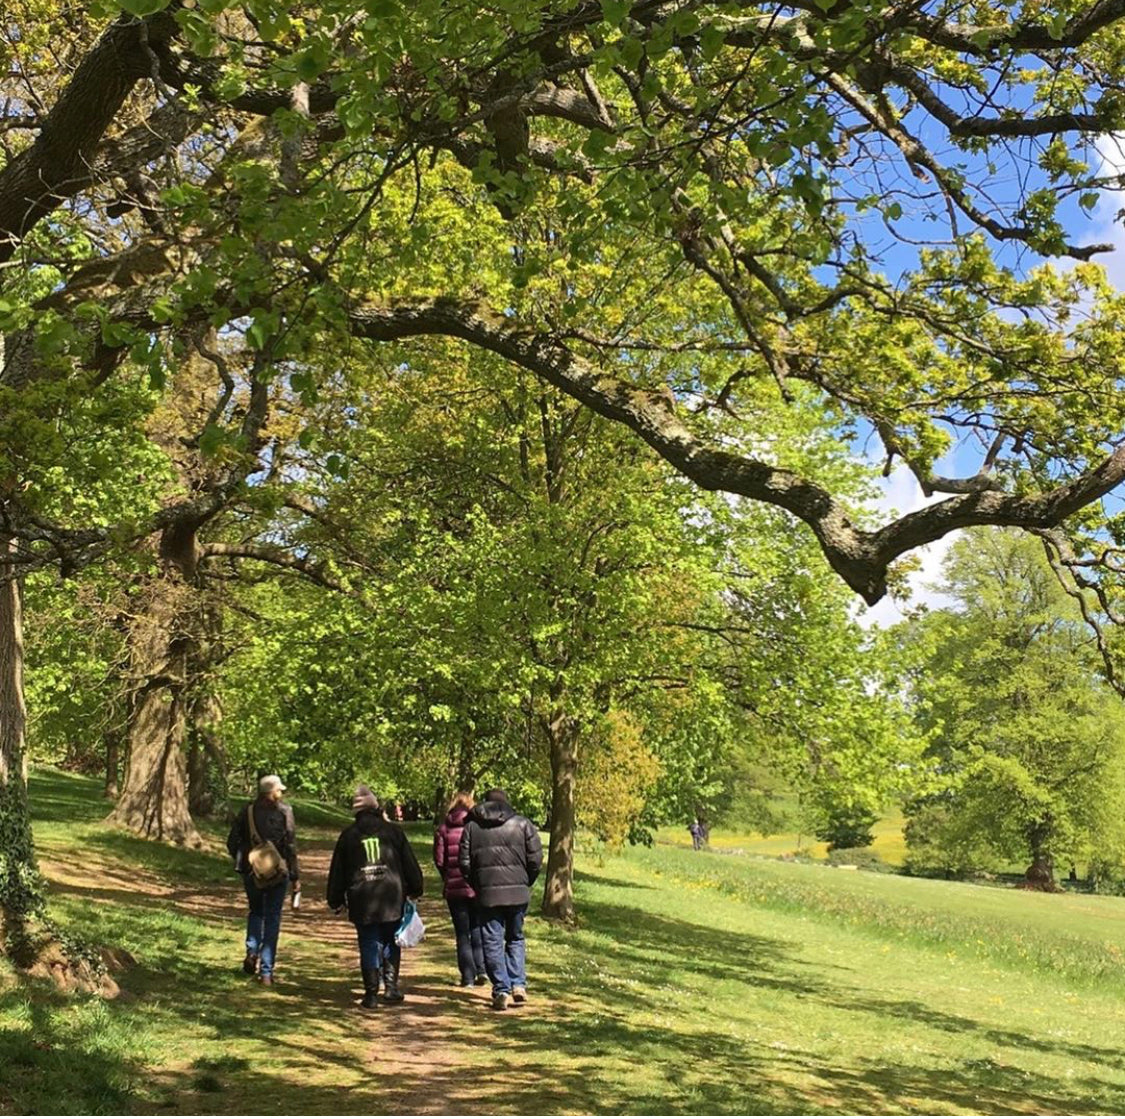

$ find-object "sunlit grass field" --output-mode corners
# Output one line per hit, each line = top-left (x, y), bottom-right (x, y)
(657, 807), (909, 864)
(5, 769), (1125, 1115)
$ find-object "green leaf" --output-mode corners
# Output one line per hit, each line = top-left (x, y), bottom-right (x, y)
(117, 0), (171, 15)
(600, 0), (629, 27)
(199, 424), (225, 457)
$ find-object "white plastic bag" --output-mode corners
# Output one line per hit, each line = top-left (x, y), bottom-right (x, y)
(395, 900), (425, 948)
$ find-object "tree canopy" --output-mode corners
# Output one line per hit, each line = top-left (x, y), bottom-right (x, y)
(4, 0), (1125, 944)
(4, 0), (1125, 599)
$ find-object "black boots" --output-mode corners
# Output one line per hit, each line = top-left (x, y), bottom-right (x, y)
(382, 957), (404, 1003)
(361, 967), (380, 1009)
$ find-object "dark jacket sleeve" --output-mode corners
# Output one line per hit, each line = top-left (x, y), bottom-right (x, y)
(280, 802), (300, 880)
(524, 818), (543, 886)
(433, 825), (446, 875)
(226, 808), (246, 867)
(326, 831), (349, 910)
(399, 829), (424, 899)
(458, 822), (474, 884)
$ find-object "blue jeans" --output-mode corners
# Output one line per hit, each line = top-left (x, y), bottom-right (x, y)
(447, 897), (485, 984)
(479, 903), (527, 996)
(356, 921), (400, 972)
(243, 875), (288, 978)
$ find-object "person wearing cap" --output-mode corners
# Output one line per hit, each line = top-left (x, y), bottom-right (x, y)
(225, 774), (301, 986)
(327, 785), (424, 1008)
(458, 788), (542, 1011)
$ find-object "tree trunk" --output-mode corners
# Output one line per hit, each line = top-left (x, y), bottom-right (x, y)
(103, 729), (119, 799)
(187, 688), (224, 817)
(1023, 818), (1058, 891)
(187, 738), (207, 817)
(108, 561), (200, 845)
(540, 706), (579, 922)
(456, 725), (476, 792)
(0, 531), (46, 960)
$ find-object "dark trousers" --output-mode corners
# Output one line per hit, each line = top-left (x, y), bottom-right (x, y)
(479, 903), (527, 996)
(447, 897), (485, 984)
(356, 920), (400, 971)
(243, 875), (288, 978)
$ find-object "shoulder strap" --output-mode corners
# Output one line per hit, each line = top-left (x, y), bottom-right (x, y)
(246, 802), (264, 846)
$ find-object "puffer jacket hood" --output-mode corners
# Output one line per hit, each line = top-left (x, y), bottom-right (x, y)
(459, 802), (543, 908)
(472, 800), (515, 827)
(434, 805), (476, 900)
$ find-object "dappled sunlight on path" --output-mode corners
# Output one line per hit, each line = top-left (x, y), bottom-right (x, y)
(41, 828), (560, 1115)
(27, 771), (1125, 1117)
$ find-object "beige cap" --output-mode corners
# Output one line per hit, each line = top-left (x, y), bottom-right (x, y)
(259, 774), (286, 795)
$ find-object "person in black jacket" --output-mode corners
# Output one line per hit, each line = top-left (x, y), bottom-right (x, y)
(226, 774), (300, 986)
(458, 788), (543, 1011)
(327, 785), (424, 1008)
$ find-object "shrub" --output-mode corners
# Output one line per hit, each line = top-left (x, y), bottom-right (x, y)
(814, 803), (878, 850)
(825, 846), (894, 873)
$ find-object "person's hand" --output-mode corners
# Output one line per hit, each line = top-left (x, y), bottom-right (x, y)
(292, 879), (301, 894)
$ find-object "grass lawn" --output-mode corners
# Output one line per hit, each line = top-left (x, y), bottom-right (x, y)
(5, 769), (1125, 1114)
(656, 808), (909, 864)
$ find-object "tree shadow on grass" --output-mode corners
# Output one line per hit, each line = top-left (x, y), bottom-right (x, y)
(573, 869), (658, 891)
(27, 821), (1125, 1115)
(403, 885), (1125, 1116)
(0, 980), (144, 1115)
(28, 769), (106, 826)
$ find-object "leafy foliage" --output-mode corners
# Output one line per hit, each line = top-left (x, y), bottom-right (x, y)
(898, 529), (1125, 882)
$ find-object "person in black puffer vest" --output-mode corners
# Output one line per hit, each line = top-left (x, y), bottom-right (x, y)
(327, 786), (424, 1008)
(458, 788), (542, 1011)
(226, 774), (301, 986)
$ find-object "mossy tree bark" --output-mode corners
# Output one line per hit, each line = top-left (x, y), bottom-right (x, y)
(187, 687), (224, 818)
(540, 701), (579, 922)
(0, 530), (47, 961)
(107, 532), (201, 845)
(103, 729), (120, 800)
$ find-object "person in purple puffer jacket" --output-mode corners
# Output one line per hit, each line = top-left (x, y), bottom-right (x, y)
(434, 791), (488, 987)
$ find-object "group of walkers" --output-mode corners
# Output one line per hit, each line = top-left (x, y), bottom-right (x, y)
(226, 776), (543, 1011)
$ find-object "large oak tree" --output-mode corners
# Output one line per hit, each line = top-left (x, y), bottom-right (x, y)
(4, 0), (1125, 934)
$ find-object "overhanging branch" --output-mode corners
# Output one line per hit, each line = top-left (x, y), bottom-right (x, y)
(346, 296), (1125, 604)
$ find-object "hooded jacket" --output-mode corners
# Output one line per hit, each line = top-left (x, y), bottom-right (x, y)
(326, 809), (424, 926)
(226, 797), (300, 881)
(458, 799), (543, 909)
(434, 805), (476, 901)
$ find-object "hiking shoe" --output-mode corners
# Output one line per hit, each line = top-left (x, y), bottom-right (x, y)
(492, 992), (510, 1011)
(242, 953), (259, 975)
(361, 990), (380, 1009)
(257, 974), (275, 987)
(512, 986), (527, 1004)
(474, 974), (489, 986)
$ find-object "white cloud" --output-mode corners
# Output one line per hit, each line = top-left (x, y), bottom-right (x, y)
(1091, 138), (1125, 289)
(856, 467), (957, 629)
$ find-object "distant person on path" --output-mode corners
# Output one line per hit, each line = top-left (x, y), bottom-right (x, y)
(689, 819), (704, 851)
(327, 785), (424, 1008)
(434, 791), (487, 988)
(226, 774), (300, 986)
(459, 788), (542, 1011)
